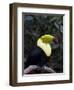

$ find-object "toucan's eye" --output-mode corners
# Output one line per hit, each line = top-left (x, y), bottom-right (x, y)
(53, 37), (58, 44)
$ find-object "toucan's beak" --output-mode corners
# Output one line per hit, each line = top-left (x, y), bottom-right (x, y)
(53, 37), (58, 44)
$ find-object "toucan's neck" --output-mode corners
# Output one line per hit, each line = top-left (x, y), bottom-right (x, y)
(37, 39), (52, 57)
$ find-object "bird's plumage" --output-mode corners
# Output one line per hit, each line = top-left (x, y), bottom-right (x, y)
(24, 34), (55, 73)
(37, 38), (51, 56)
(24, 46), (49, 68)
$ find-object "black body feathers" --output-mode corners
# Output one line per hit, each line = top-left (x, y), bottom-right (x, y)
(24, 46), (49, 69)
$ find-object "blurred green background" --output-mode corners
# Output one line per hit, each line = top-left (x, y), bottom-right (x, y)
(23, 13), (63, 73)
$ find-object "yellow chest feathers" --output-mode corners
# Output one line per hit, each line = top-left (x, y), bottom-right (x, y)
(37, 39), (52, 57)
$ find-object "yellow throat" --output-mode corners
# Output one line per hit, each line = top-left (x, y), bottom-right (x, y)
(37, 34), (54, 57)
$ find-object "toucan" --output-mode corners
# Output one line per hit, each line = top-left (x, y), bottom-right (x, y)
(24, 34), (58, 74)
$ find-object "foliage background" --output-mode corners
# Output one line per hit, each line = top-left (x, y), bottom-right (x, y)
(23, 13), (63, 73)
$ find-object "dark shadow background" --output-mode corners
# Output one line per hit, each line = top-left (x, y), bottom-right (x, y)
(23, 13), (63, 73)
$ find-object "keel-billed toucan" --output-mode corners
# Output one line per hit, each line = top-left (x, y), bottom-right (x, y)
(24, 34), (58, 74)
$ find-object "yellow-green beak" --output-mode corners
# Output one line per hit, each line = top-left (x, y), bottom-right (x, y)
(41, 34), (55, 43)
